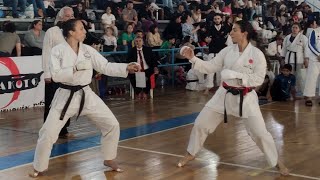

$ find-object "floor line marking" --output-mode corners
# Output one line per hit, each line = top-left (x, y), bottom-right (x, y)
(0, 122), (195, 173)
(118, 145), (320, 180)
(260, 108), (320, 114)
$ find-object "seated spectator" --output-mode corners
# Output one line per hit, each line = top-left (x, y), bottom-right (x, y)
(191, 6), (202, 24)
(162, 14), (183, 42)
(175, 3), (186, 15)
(74, 2), (89, 21)
(121, 1), (139, 29)
(102, 27), (117, 52)
(159, 35), (176, 64)
(12, 0), (26, 18)
(266, 35), (283, 57)
(175, 35), (194, 72)
(181, 13), (199, 43)
(43, 0), (56, 18)
(0, 21), (21, 57)
(199, 0), (214, 19)
(118, 23), (135, 50)
(271, 64), (296, 101)
(146, 24), (162, 48)
(221, 2), (232, 16)
(22, 20), (45, 56)
(127, 36), (159, 100)
(132, 29), (145, 47)
(139, 2), (156, 32)
(198, 23), (210, 49)
(101, 6), (118, 37)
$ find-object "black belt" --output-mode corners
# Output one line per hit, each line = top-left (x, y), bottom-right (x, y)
(186, 79), (199, 82)
(223, 86), (253, 123)
(57, 83), (89, 121)
(287, 51), (297, 71)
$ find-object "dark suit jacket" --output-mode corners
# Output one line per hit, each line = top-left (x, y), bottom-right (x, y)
(127, 46), (156, 71)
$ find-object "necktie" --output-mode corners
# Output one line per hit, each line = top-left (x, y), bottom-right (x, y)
(138, 50), (144, 72)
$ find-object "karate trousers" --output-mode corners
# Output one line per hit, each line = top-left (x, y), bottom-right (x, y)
(303, 61), (320, 97)
(33, 87), (120, 172)
(186, 106), (278, 167)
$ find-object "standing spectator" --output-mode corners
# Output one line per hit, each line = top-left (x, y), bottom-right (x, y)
(101, 6), (118, 37)
(23, 20), (45, 55)
(0, 21), (21, 57)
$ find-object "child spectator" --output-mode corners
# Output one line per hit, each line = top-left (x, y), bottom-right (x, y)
(271, 64), (296, 101)
(102, 27), (117, 52)
(101, 6), (118, 37)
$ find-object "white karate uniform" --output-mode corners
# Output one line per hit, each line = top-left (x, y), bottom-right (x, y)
(185, 68), (206, 91)
(304, 28), (320, 97)
(267, 41), (283, 57)
(186, 43), (278, 167)
(282, 33), (308, 72)
(33, 42), (128, 172)
(282, 33), (308, 91)
(42, 26), (65, 79)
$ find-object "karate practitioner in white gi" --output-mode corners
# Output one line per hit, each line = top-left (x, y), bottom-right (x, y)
(30, 19), (140, 177)
(304, 27), (320, 106)
(177, 20), (289, 175)
(282, 23), (308, 91)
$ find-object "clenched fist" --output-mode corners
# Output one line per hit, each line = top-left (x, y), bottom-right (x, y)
(127, 62), (141, 73)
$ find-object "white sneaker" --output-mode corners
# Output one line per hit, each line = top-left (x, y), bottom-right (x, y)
(18, 14), (26, 19)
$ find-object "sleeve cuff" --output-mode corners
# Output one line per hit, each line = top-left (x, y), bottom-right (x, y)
(44, 71), (51, 79)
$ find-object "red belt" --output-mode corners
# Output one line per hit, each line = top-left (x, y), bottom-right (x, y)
(222, 82), (255, 123)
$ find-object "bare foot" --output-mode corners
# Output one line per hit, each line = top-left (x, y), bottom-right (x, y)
(28, 169), (45, 178)
(104, 160), (124, 172)
(177, 152), (195, 167)
(276, 160), (289, 176)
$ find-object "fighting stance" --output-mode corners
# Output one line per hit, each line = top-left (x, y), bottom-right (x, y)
(30, 19), (140, 177)
(177, 20), (289, 175)
(304, 28), (320, 106)
(42, 6), (74, 137)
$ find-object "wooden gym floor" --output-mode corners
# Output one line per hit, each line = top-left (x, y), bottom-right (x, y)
(0, 88), (319, 180)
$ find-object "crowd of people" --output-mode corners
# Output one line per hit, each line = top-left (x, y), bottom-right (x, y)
(0, 0), (320, 101)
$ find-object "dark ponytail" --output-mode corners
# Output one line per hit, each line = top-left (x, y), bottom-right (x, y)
(234, 20), (257, 42)
(62, 19), (80, 38)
